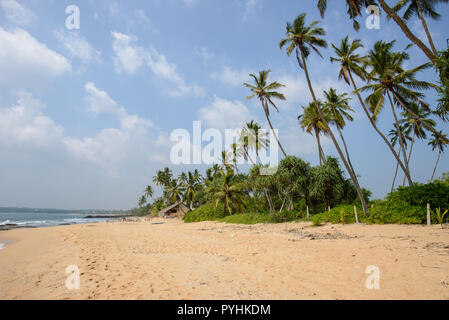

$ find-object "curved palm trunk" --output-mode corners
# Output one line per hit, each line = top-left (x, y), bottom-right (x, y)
(300, 50), (369, 217)
(348, 70), (414, 186)
(387, 90), (412, 180)
(402, 135), (415, 186)
(234, 160), (239, 174)
(256, 150), (261, 165)
(337, 125), (356, 176)
(431, 148), (441, 181)
(377, 0), (436, 62)
(243, 147), (255, 165)
(391, 145), (401, 193)
(262, 100), (288, 157)
(390, 90), (447, 143)
(416, 0), (438, 55)
(314, 127), (324, 165)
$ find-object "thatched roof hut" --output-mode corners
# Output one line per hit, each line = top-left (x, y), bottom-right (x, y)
(158, 202), (189, 218)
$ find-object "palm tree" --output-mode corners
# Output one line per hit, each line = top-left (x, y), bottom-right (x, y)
(318, 0), (440, 62)
(392, 0), (448, 56)
(323, 88), (356, 174)
(244, 70), (288, 157)
(206, 172), (246, 215)
(317, 0), (376, 30)
(230, 143), (241, 174)
(166, 179), (185, 204)
(280, 13), (369, 216)
(138, 195), (147, 208)
(298, 101), (328, 165)
(388, 123), (412, 192)
(360, 40), (437, 183)
(238, 132), (255, 165)
(399, 102), (436, 184)
(144, 185), (154, 200)
(244, 121), (269, 164)
(377, 0), (437, 62)
(330, 36), (413, 186)
(153, 168), (173, 205)
(220, 151), (234, 174)
(184, 171), (202, 210)
(428, 131), (449, 181)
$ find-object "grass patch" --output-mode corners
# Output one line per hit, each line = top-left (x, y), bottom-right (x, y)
(219, 213), (277, 225)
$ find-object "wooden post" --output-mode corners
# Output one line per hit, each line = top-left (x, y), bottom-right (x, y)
(354, 206), (359, 224)
(306, 206), (310, 219)
(427, 203), (431, 226)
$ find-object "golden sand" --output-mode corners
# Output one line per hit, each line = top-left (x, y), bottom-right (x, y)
(0, 218), (448, 300)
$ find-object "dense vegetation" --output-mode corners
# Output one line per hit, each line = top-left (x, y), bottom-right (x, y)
(135, 2), (449, 226)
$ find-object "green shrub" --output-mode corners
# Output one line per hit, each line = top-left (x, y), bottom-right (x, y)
(241, 196), (269, 214)
(311, 201), (433, 225)
(278, 209), (305, 221)
(219, 213), (277, 225)
(312, 205), (360, 225)
(367, 201), (425, 224)
(387, 183), (449, 210)
(183, 203), (227, 223)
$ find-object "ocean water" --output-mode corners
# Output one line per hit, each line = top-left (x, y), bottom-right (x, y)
(0, 211), (111, 229)
(0, 212), (117, 250)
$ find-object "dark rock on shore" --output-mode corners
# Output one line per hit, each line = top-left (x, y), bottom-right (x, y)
(0, 224), (36, 231)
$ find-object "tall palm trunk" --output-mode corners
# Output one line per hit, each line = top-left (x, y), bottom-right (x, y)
(300, 49), (369, 217)
(391, 145), (401, 192)
(416, 0), (438, 55)
(243, 147), (255, 165)
(262, 100), (287, 157)
(377, 0), (436, 62)
(390, 90), (447, 143)
(336, 125), (356, 176)
(402, 135), (415, 186)
(314, 126), (324, 165)
(348, 70), (414, 186)
(431, 148), (441, 181)
(387, 90), (412, 180)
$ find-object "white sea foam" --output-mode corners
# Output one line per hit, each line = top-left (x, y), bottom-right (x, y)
(0, 243), (5, 250)
(0, 220), (10, 226)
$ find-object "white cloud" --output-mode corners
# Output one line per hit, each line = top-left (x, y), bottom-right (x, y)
(63, 128), (128, 172)
(0, 28), (71, 87)
(242, 0), (262, 21)
(85, 82), (153, 131)
(0, 0), (37, 26)
(0, 91), (64, 148)
(277, 73), (349, 109)
(111, 31), (204, 97)
(194, 47), (215, 64)
(132, 10), (159, 34)
(211, 66), (253, 86)
(199, 95), (255, 130)
(111, 32), (145, 74)
(0, 87), (163, 179)
(54, 28), (101, 64)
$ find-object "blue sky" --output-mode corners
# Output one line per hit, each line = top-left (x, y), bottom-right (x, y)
(0, 0), (448, 210)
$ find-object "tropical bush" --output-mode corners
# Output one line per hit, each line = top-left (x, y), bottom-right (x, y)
(219, 213), (277, 225)
(387, 182), (449, 210)
(312, 205), (360, 225)
(312, 203), (427, 225)
(183, 203), (227, 223)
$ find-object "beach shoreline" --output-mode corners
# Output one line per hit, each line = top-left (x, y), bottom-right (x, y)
(0, 219), (448, 300)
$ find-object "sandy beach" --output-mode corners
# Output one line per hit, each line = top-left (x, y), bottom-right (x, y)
(0, 219), (448, 300)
